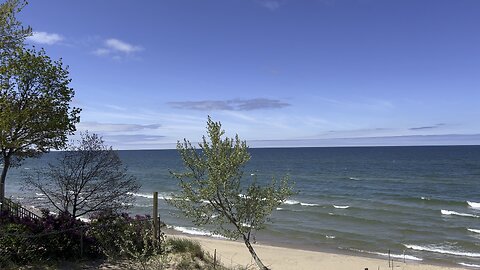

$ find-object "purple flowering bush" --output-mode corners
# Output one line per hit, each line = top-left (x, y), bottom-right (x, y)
(0, 209), (161, 267)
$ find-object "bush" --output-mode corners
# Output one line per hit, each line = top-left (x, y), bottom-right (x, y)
(90, 212), (164, 262)
(167, 238), (204, 260)
(0, 210), (97, 266)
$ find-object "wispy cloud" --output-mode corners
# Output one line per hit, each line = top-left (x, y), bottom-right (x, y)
(104, 134), (166, 143)
(409, 123), (446, 131)
(77, 122), (160, 133)
(93, 38), (143, 59)
(256, 0), (286, 10)
(27, 31), (63, 45)
(168, 98), (290, 111)
(249, 134), (480, 148)
(105, 38), (142, 53)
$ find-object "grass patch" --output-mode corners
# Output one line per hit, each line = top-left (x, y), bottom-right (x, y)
(167, 238), (205, 260)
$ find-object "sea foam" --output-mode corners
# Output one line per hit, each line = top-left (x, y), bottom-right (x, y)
(333, 205), (350, 209)
(283, 200), (300, 205)
(459, 262), (480, 268)
(128, 192), (154, 199)
(441, 210), (479, 218)
(468, 228), (480, 234)
(468, 201), (480, 209)
(128, 192), (171, 200)
(170, 226), (226, 239)
(351, 248), (422, 261)
(405, 244), (480, 258)
(300, 202), (319, 206)
(283, 200), (319, 206)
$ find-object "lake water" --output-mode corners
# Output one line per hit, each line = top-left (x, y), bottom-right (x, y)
(4, 146), (480, 268)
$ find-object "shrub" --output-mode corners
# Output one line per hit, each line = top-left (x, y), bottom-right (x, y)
(90, 212), (164, 262)
(167, 238), (204, 260)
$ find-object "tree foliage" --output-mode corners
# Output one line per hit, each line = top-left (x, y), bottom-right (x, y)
(0, 0), (80, 201)
(0, 0), (31, 60)
(26, 132), (139, 218)
(169, 117), (294, 270)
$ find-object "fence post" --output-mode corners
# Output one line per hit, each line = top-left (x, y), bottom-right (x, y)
(388, 249), (391, 267)
(153, 192), (158, 241)
(214, 248), (217, 269)
(80, 228), (84, 258)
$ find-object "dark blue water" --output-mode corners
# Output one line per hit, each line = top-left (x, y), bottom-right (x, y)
(4, 146), (480, 267)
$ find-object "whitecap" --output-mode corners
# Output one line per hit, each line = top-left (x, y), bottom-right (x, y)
(78, 217), (91, 223)
(127, 192), (154, 199)
(276, 207), (284, 211)
(468, 228), (480, 234)
(441, 210), (479, 218)
(420, 196), (430, 200)
(405, 244), (480, 258)
(283, 200), (300, 205)
(35, 193), (45, 197)
(325, 235), (336, 239)
(351, 248), (422, 261)
(333, 205), (350, 209)
(373, 251), (422, 261)
(459, 262), (480, 268)
(300, 202), (319, 206)
(348, 177), (360, 180)
(468, 201), (480, 210)
(171, 226), (226, 239)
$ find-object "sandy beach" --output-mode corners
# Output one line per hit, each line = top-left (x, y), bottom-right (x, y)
(169, 234), (467, 270)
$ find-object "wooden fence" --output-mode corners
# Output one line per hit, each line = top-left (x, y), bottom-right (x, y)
(0, 197), (41, 220)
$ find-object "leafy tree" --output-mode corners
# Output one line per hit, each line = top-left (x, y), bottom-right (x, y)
(26, 132), (139, 218)
(0, 0), (31, 61)
(0, 0), (80, 201)
(169, 117), (294, 270)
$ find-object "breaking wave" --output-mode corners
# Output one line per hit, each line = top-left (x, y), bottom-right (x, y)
(467, 201), (480, 209)
(333, 205), (350, 209)
(351, 248), (422, 261)
(405, 244), (480, 258)
(169, 226), (226, 239)
(468, 228), (480, 234)
(441, 210), (479, 218)
(459, 263), (480, 268)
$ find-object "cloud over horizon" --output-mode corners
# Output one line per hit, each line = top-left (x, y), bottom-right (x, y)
(409, 123), (446, 131)
(27, 31), (63, 45)
(77, 122), (161, 133)
(168, 98), (291, 111)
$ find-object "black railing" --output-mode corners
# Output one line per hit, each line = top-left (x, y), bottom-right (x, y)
(1, 197), (41, 220)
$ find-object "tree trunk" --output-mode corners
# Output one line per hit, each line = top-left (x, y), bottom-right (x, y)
(242, 234), (269, 270)
(0, 156), (10, 204)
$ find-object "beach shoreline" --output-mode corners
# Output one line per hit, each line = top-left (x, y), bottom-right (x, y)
(165, 228), (469, 270)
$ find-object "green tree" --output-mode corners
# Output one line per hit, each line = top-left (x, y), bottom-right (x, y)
(0, 48), (81, 201)
(0, 0), (31, 60)
(169, 117), (294, 270)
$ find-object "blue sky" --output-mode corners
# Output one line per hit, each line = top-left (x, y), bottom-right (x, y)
(20, 0), (480, 149)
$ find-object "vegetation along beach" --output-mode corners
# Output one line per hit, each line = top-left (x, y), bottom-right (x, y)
(1, 0), (480, 269)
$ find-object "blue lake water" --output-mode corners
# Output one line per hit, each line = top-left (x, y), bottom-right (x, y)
(4, 146), (480, 267)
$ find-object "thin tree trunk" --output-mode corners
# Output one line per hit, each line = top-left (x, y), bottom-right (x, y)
(242, 234), (269, 270)
(0, 157), (11, 203)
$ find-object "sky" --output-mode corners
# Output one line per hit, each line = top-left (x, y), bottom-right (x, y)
(18, 0), (480, 149)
